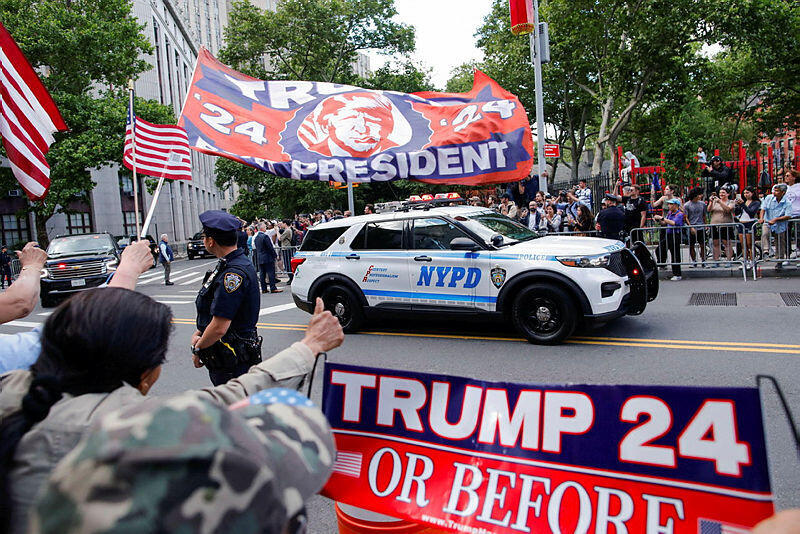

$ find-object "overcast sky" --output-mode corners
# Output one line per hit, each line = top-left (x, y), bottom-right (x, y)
(368, 0), (493, 90)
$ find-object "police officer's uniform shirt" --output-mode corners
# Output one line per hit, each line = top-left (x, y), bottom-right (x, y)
(197, 248), (260, 336)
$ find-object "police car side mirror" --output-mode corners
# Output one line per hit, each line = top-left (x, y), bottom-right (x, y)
(450, 237), (480, 251)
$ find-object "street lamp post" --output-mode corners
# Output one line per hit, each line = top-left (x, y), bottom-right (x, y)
(529, 0), (548, 194)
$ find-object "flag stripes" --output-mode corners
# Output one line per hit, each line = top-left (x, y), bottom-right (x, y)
(0, 22), (67, 200)
(124, 115), (192, 180)
(332, 451), (363, 477)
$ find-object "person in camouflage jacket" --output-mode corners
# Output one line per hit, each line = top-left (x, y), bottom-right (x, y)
(31, 390), (335, 534)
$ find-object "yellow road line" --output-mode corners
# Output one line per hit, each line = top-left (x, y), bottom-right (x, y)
(572, 336), (800, 349)
(170, 319), (798, 354)
(566, 340), (800, 355)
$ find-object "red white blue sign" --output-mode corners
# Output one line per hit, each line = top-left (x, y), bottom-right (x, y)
(321, 363), (774, 533)
(179, 48), (533, 185)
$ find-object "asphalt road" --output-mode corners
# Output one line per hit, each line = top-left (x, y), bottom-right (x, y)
(2, 258), (799, 530)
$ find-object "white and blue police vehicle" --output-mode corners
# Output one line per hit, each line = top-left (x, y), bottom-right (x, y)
(290, 196), (658, 344)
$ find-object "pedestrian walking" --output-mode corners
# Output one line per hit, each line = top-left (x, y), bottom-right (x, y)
(158, 234), (174, 285)
(255, 222), (281, 294)
(0, 245), (13, 289)
(191, 210), (262, 385)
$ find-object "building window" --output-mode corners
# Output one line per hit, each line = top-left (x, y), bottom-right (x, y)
(67, 213), (92, 235)
(175, 49), (183, 105)
(120, 175), (134, 195)
(1, 214), (29, 247)
(153, 20), (165, 104)
(122, 211), (142, 236)
(165, 42), (175, 105)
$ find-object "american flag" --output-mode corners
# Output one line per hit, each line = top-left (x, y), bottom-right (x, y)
(124, 109), (192, 181)
(332, 451), (363, 477)
(698, 518), (752, 534)
(0, 22), (67, 200)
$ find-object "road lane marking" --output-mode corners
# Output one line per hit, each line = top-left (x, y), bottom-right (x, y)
(572, 336), (800, 349)
(138, 261), (214, 283)
(259, 303), (297, 316)
(168, 318), (800, 354)
(179, 274), (206, 286)
(156, 300), (196, 305)
(142, 271), (207, 285)
(1, 320), (41, 328)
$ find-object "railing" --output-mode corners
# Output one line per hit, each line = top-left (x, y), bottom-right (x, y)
(275, 246), (299, 276)
(748, 217), (800, 279)
(627, 222), (749, 281)
(10, 258), (21, 276)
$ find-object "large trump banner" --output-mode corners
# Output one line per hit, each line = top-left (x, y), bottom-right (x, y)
(322, 363), (774, 533)
(179, 48), (533, 184)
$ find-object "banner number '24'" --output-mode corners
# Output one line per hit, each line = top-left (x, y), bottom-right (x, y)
(619, 397), (751, 476)
(199, 102), (267, 145)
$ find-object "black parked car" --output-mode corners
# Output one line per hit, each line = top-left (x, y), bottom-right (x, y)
(40, 233), (120, 307)
(187, 231), (212, 259)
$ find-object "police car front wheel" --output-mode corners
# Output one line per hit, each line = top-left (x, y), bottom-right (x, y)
(320, 284), (364, 333)
(511, 284), (577, 345)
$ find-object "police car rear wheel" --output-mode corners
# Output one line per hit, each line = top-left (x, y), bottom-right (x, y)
(511, 284), (577, 344)
(320, 284), (364, 333)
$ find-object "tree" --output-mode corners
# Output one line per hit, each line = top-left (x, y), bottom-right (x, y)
(220, 0), (414, 82)
(216, 0), (425, 214)
(0, 0), (173, 246)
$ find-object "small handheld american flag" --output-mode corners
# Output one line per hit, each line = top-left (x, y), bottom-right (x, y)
(123, 108), (192, 181)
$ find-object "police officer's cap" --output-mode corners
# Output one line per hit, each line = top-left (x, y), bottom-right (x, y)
(199, 210), (240, 232)
(604, 193), (619, 202)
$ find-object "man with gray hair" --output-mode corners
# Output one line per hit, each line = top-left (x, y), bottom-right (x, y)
(759, 183), (792, 268)
(158, 234), (174, 285)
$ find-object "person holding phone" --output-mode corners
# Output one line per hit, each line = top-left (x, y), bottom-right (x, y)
(735, 187), (761, 268)
(708, 187), (735, 266)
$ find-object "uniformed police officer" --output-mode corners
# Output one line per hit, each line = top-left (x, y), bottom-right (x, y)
(191, 210), (262, 385)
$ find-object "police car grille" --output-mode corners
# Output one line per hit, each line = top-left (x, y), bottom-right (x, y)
(49, 260), (106, 279)
(605, 252), (627, 277)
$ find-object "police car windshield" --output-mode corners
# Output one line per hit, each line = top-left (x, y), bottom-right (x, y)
(460, 213), (538, 245)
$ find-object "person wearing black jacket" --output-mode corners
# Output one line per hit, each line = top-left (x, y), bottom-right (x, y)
(595, 194), (626, 241)
(254, 222), (281, 294)
(701, 156), (735, 196)
(0, 245), (12, 289)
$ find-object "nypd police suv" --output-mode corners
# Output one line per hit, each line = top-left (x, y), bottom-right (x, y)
(290, 196), (658, 344)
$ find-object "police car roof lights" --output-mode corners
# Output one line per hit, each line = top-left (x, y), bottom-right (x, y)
(397, 192), (465, 212)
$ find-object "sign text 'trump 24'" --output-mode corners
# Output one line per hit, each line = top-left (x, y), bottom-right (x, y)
(321, 363), (773, 533)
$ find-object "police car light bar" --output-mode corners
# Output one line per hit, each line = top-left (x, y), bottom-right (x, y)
(421, 194), (434, 201)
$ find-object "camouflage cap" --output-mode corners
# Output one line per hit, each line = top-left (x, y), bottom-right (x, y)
(32, 391), (335, 534)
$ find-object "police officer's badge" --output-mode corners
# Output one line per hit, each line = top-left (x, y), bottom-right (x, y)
(491, 267), (506, 289)
(223, 272), (243, 293)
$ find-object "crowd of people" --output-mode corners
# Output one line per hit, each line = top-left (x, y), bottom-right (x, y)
(0, 238), (344, 533)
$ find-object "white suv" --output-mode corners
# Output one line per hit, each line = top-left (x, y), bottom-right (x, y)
(290, 205), (657, 344)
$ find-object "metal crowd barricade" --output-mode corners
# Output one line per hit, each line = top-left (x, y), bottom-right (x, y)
(10, 258), (21, 277)
(275, 245), (299, 277)
(751, 217), (800, 278)
(628, 222), (748, 281)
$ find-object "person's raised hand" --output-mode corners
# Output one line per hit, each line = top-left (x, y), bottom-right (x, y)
(16, 242), (47, 270)
(753, 509), (800, 534)
(119, 239), (154, 276)
(301, 297), (344, 355)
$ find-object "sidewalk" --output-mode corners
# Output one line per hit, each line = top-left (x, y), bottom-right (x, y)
(657, 262), (800, 279)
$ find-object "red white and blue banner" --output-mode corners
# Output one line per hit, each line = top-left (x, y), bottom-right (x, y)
(321, 363), (773, 533)
(178, 48), (533, 185)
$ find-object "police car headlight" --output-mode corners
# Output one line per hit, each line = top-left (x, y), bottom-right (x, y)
(557, 255), (610, 268)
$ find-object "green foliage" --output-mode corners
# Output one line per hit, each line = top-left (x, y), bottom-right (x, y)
(358, 61), (435, 93)
(0, 0), (172, 245)
(220, 0), (414, 81)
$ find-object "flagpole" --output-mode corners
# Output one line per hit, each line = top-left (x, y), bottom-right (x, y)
(128, 80), (142, 239)
(141, 173), (167, 238)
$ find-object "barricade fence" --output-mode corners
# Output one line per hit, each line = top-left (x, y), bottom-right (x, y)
(749, 218), (800, 279)
(627, 222), (749, 281)
(248, 246), (299, 277)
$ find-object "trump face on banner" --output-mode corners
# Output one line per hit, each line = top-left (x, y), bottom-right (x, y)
(298, 92), (412, 158)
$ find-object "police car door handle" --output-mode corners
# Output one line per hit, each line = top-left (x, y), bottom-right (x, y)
(345, 253), (360, 260)
(414, 255), (432, 262)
